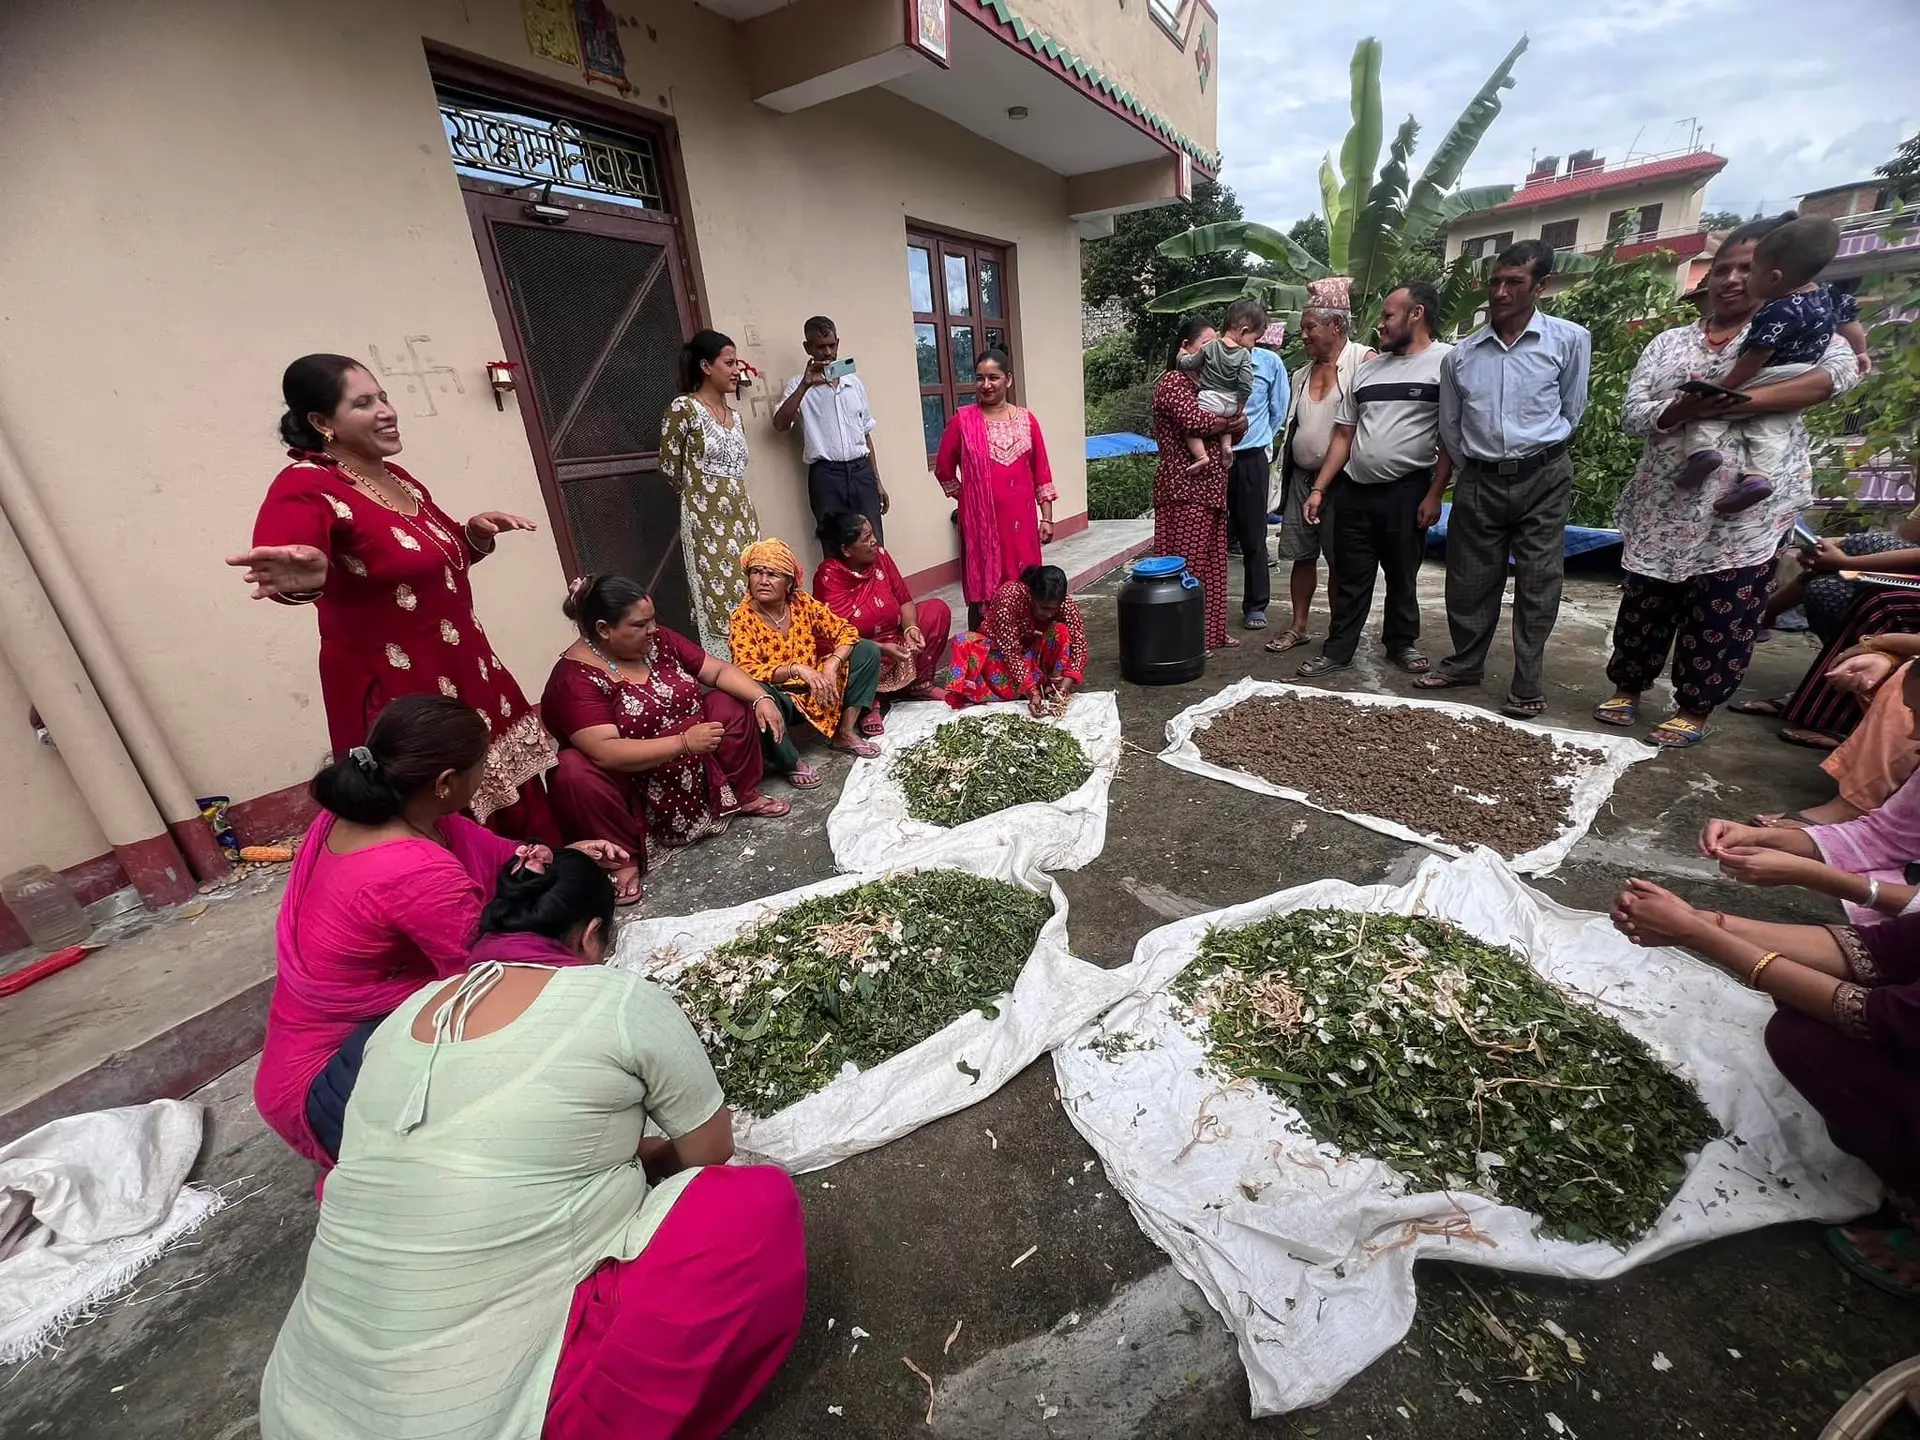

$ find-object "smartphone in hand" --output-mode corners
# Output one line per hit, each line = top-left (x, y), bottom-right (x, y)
(823, 357), (857, 380)
(1678, 378), (1749, 403)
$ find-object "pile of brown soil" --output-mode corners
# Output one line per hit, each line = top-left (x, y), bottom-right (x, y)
(1193, 694), (1605, 857)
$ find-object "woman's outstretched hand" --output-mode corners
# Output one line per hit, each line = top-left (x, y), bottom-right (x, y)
(566, 839), (631, 869)
(1610, 877), (1704, 949)
(227, 544), (328, 598)
(466, 511), (539, 539)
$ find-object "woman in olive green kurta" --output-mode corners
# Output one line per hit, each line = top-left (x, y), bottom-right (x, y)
(660, 330), (762, 660)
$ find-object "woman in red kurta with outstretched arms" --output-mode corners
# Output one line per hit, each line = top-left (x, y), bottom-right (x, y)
(228, 354), (558, 838)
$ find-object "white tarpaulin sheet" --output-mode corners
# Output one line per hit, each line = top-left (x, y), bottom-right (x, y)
(827, 693), (1122, 874)
(1158, 676), (1654, 874)
(0, 1100), (226, 1365)
(612, 839), (1142, 1174)
(1052, 849), (1879, 1415)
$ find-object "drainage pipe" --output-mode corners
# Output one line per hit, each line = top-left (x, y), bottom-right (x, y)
(0, 423), (227, 882)
(0, 500), (197, 908)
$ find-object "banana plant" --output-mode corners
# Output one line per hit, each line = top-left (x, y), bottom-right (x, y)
(1150, 34), (1559, 338)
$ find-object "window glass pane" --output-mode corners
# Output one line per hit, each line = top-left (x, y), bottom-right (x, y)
(958, 392), (978, 408)
(914, 323), (941, 385)
(920, 394), (946, 453)
(1638, 203), (1663, 235)
(944, 253), (971, 314)
(985, 327), (1006, 355)
(979, 257), (1003, 316)
(951, 325), (975, 379)
(907, 246), (934, 313)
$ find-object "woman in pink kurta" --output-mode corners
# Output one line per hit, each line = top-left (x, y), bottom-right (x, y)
(255, 696), (622, 1169)
(935, 349), (1056, 623)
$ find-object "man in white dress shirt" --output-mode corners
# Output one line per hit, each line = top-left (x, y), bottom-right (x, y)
(774, 315), (889, 542)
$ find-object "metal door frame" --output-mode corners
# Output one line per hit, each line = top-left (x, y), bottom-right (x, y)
(461, 188), (696, 578)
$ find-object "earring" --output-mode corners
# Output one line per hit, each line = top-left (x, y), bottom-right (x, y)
(318, 425), (335, 442)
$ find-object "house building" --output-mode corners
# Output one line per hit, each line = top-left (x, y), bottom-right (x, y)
(1445, 147), (1728, 295)
(1799, 179), (1920, 292)
(0, 0), (1219, 949)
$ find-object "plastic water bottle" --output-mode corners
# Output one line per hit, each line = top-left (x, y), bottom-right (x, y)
(1, 865), (92, 949)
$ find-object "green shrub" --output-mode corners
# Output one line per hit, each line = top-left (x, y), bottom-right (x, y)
(1087, 380), (1157, 438)
(1087, 455), (1157, 520)
(1083, 332), (1145, 401)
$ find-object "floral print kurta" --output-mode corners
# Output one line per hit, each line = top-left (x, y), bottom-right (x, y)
(659, 394), (760, 659)
(1615, 326), (1859, 583)
(727, 589), (859, 737)
(251, 454), (553, 823)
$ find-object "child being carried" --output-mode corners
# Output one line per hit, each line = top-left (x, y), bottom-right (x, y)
(1676, 214), (1842, 516)
(1176, 312), (1259, 474)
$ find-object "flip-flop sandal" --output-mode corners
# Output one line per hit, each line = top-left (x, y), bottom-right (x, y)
(1387, 648), (1431, 674)
(1728, 697), (1790, 717)
(1754, 809), (1820, 829)
(1263, 629), (1313, 654)
(1649, 714), (1710, 747)
(1780, 727), (1842, 751)
(786, 765), (824, 790)
(1243, 613), (1269, 631)
(829, 737), (882, 758)
(1593, 696), (1639, 727)
(1413, 673), (1476, 690)
(1501, 697), (1549, 720)
(612, 869), (644, 908)
(1211, 637), (1242, 650)
(738, 794), (791, 818)
(1827, 1225), (1920, 1300)
(859, 711), (886, 737)
(1296, 655), (1351, 678)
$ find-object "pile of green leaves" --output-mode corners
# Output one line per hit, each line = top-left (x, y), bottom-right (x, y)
(660, 871), (1052, 1115)
(1171, 909), (1720, 1245)
(893, 713), (1093, 828)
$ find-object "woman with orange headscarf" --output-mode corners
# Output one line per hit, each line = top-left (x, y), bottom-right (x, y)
(727, 539), (884, 781)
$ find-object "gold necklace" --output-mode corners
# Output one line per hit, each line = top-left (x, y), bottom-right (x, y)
(326, 451), (465, 575)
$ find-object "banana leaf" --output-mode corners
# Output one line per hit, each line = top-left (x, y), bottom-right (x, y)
(1401, 34), (1528, 248)
(1329, 38), (1383, 273)
(1549, 250), (1603, 276)
(1251, 280), (1311, 313)
(1349, 116), (1418, 307)
(1430, 184), (1515, 231)
(1156, 221), (1329, 279)
(1146, 274), (1260, 314)
(1436, 255), (1491, 337)
(1319, 154), (1343, 256)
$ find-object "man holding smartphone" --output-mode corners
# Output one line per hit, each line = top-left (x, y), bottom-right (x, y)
(775, 315), (888, 541)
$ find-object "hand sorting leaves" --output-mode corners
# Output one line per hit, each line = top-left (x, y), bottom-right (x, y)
(658, 871), (1052, 1115)
(1171, 910), (1720, 1246)
(893, 713), (1093, 829)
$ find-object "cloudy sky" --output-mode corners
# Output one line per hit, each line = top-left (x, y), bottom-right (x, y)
(1211, 0), (1918, 227)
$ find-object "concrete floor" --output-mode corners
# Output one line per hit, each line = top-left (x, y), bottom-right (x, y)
(7, 552), (1920, 1439)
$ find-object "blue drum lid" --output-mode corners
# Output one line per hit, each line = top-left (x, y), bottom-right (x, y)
(1131, 555), (1188, 579)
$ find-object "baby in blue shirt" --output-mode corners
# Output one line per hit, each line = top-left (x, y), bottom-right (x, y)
(1676, 215), (1841, 515)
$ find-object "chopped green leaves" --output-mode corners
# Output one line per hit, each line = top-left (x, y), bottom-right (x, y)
(659, 871), (1052, 1116)
(894, 714), (1093, 829)
(1171, 909), (1720, 1245)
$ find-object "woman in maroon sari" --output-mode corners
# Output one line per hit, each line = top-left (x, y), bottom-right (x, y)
(1613, 878), (1920, 1297)
(1151, 320), (1248, 652)
(542, 575), (788, 906)
(813, 510), (952, 730)
(229, 354), (556, 839)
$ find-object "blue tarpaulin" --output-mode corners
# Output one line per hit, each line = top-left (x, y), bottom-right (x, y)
(1086, 431), (1157, 460)
(1423, 501), (1621, 559)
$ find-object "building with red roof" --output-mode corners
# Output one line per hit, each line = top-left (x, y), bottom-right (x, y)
(1444, 147), (1729, 296)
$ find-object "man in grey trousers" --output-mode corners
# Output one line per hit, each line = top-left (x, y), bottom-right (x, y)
(1420, 238), (1591, 718)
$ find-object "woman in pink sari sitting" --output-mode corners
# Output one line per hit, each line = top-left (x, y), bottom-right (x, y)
(256, 695), (624, 1169)
(935, 348), (1056, 629)
(812, 510), (952, 731)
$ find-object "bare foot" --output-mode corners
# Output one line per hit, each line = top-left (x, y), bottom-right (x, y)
(1756, 797), (1865, 828)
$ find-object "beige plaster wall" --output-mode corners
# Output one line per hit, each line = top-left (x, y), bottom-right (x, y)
(1010, 0), (1219, 157)
(0, 0), (1086, 847)
(0, 656), (107, 874)
(1450, 179), (1710, 258)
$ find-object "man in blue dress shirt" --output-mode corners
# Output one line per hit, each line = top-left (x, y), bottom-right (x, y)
(1422, 238), (1591, 718)
(1222, 298), (1290, 631)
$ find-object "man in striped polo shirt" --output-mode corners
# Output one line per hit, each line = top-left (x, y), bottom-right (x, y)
(1296, 281), (1451, 678)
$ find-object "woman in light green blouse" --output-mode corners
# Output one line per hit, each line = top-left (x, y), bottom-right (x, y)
(260, 850), (806, 1440)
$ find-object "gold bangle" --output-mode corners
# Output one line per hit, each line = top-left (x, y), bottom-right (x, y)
(1747, 950), (1782, 987)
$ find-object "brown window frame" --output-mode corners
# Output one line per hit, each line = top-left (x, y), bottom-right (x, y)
(1537, 217), (1580, 251)
(1606, 204), (1664, 240)
(1461, 230), (1513, 261)
(908, 227), (1016, 460)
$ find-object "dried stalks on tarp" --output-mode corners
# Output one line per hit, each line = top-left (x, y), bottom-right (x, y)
(1171, 909), (1720, 1245)
(660, 871), (1051, 1116)
(893, 713), (1092, 829)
